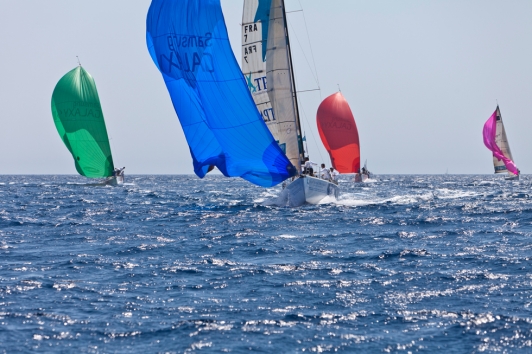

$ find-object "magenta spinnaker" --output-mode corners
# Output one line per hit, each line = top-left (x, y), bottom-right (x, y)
(482, 109), (518, 175)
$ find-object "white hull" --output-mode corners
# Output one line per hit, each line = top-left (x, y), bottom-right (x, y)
(278, 176), (339, 207)
(354, 174), (371, 183)
(505, 174), (519, 181)
(106, 175), (124, 186)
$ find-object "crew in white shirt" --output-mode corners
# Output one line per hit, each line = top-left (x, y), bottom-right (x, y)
(329, 167), (339, 183)
(320, 163), (331, 180)
(302, 157), (317, 176)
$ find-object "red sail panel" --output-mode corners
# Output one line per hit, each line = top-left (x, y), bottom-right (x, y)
(316, 92), (360, 173)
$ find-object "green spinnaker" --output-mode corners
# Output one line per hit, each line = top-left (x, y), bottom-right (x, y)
(51, 66), (114, 178)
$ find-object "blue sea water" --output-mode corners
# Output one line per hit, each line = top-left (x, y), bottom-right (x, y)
(1, 175), (532, 353)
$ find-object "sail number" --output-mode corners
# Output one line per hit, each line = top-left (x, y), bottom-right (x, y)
(243, 24), (259, 36)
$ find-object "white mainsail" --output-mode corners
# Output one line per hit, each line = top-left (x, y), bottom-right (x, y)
(242, 0), (274, 128)
(493, 107), (515, 174)
(242, 0), (304, 173)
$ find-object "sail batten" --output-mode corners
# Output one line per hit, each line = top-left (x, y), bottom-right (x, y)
(51, 66), (115, 178)
(147, 0), (295, 187)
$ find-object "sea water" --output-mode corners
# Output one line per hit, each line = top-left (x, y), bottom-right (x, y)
(1, 175), (531, 353)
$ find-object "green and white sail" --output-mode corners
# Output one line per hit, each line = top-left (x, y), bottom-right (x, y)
(51, 66), (115, 178)
(242, 0), (304, 173)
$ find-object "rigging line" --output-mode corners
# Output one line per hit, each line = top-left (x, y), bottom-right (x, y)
(298, 102), (324, 163)
(287, 19), (320, 90)
(297, 89), (321, 93)
(284, 3), (322, 163)
(298, 0), (322, 101)
(286, 10), (303, 13)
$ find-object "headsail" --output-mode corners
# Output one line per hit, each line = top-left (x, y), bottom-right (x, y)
(316, 92), (360, 173)
(51, 66), (114, 178)
(483, 106), (518, 175)
(242, 0), (305, 173)
(146, 0), (295, 187)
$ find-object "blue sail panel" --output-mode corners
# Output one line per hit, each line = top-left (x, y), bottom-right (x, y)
(146, 0), (296, 187)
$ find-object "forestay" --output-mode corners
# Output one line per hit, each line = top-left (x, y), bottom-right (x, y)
(482, 106), (518, 175)
(51, 66), (114, 178)
(316, 92), (360, 173)
(147, 0), (295, 187)
(242, 0), (304, 173)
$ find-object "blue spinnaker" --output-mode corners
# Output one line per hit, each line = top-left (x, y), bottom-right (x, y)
(146, 0), (296, 187)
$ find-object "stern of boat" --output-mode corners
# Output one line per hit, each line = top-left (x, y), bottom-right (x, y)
(106, 175), (124, 186)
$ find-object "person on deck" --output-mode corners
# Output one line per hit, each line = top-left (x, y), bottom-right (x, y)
(329, 167), (339, 184)
(114, 167), (125, 176)
(320, 164), (331, 180)
(302, 157), (316, 176)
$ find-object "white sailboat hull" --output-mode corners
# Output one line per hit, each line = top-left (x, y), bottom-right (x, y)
(354, 174), (369, 183)
(278, 176), (339, 207)
(505, 174), (519, 181)
(106, 175), (124, 186)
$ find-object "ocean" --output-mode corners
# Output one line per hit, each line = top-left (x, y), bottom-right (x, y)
(1, 175), (531, 353)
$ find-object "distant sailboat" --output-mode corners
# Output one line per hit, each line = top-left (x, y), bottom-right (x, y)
(316, 92), (367, 183)
(242, 0), (339, 206)
(360, 160), (373, 182)
(51, 65), (124, 185)
(146, 0), (294, 188)
(483, 106), (519, 180)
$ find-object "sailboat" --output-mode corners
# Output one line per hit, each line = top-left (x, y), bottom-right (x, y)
(482, 106), (519, 180)
(242, 0), (339, 206)
(146, 0), (294, 188)
(316, 92), (366, 182)
(51, 65), (124, 185)
(356, 160), (372, 183)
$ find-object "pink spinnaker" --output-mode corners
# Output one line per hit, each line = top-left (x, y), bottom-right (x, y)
(482, 109), (518, 175)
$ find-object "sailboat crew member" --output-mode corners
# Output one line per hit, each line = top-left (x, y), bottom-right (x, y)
(320, 164), (331, 180)
(329, 167), (339, 184)
(113, 167), (125, 177)
(302, 157), (316, 176)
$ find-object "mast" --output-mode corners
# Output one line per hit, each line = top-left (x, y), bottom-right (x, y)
(281, 0), (305, 162)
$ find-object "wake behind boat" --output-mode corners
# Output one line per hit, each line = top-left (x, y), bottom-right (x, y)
(51, 64), (125, 185)
(483, 106), (519, 181)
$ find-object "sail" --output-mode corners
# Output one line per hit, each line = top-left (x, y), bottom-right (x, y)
(243, 0), (304, 173)
(51, 66), (114, 178)
(483, 106), (518, 175)
(146, 0), (295, 187)
(316, 92), (360, 173)
(242, 0), (275, 129)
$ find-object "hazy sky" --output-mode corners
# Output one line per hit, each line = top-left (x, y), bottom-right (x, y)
(1, 0), (531, 175)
